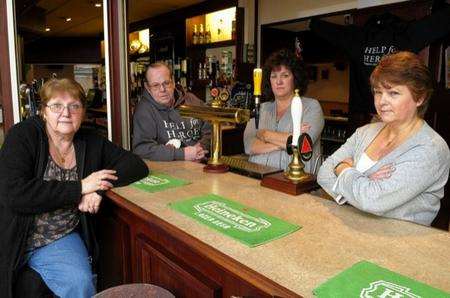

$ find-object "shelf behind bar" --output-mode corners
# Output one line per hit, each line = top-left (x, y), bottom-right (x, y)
(321, 137), (346, 143)
(187, 39), (236, 50)
(324, 115), (348, 122)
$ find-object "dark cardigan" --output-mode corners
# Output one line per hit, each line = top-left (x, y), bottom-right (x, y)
(0, 116), (149, 298)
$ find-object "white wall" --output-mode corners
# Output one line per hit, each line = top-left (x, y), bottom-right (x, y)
(238, 0), (255, 45)
(259, 0), (357, 25)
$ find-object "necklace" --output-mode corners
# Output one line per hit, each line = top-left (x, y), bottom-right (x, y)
(49, 139), (74, 166)
(373, 119), (422, 158)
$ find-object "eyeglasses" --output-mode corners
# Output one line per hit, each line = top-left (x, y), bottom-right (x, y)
(46, 103), (83, 114)
(148, 80), (172, 91)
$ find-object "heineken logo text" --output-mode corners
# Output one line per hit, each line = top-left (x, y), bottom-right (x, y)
(194, 201), (271, 232)
(140, 176), (170, 186)
(360, 280), (421, 298)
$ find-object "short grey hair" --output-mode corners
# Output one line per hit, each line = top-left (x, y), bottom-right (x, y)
(145, 61), (173, 82)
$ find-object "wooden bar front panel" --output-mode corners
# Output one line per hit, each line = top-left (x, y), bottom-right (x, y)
(97, 193), (299, 297)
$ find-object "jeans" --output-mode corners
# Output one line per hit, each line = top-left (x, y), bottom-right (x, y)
(25, 232), (96, 298)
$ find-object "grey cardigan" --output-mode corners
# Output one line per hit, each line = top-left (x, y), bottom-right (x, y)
(243, 97), (324, 172)
(317, 121), (450, 225)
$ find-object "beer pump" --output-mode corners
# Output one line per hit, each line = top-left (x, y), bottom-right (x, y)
(261, 89), (317, 195)
(253, 68), (262, 129)
(179, 92), (250, 173)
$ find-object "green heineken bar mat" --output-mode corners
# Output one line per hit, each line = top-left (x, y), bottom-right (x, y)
(168, 194), (300, 247)
(132, 172), (190, 193)
(314, 261), (450, 298)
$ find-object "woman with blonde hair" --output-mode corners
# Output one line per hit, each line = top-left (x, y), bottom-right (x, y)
(0, 78), (148, 297)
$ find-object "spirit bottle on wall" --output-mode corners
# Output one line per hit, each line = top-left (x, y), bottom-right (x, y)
(192, 24), (198, 45)
(205, 25), (211, 44)
(199, 24), (204, 44)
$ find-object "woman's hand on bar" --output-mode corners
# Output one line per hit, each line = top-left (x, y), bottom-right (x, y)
(81, 169), (118, 194)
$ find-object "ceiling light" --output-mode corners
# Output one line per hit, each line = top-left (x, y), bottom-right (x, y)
(94, 3), (102, 7)
(45, 27), (51, 32)
(65, 17), (72, 22)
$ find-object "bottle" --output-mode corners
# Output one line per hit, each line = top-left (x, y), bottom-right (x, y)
(209, 58), (217, 88)
(207, 55), (214, 77)
(227, 51), (233, 78)
(198, 62), (203, 80)
(174, 57), (181, 83)
(205, 25), (211, 43)
(221, 50), (228, 77)
(217, 19), (223, 39)
(186, 58), (193, 90)
(202, 59), (207, 80)
(192, 24), (198, 45)
(180, 59), (187, 89)
(181, 59), (188, 74)
(215, 60), (221, 86)
(199, 24), (204, 44)
(232, 17), (236, 40)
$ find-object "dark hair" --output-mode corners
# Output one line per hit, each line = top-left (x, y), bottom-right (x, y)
(370, 51), (433, 118)
(262, 49), (309, 100)
(39, 78), (86, 114)
(145, 61), (173, 82)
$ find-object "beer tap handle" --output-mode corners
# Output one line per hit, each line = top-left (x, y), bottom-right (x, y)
(291, 89), (302, 147)
(27, 85), (37, 116)
(254, 99), (260, 129)
(253, 68), (262, 129)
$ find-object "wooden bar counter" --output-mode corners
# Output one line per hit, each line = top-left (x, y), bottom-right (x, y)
(97, 161), (450, 297)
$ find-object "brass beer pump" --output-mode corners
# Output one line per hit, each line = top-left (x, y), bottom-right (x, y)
(178, 90), (250, 173)
(260, 89), (317, 195)
(285, 89), (309, 182)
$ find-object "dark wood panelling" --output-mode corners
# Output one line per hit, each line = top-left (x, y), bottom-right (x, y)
(96, 203), (132, 290)
(135, 234), (222, 297)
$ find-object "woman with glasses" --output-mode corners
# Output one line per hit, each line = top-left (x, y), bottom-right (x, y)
(244, 49), (324, 172)
(0, 78), (148, 297)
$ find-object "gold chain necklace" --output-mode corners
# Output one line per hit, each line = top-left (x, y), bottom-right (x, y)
(379, 119), (422, 156)
(49, 139), (74, 166)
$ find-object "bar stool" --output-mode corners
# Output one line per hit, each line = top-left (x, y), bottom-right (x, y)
(94, 283), (175, 298)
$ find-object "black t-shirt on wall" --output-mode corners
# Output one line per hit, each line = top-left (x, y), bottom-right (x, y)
(310, 4), (450, 114)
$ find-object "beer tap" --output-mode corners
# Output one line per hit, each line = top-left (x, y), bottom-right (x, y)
(253, 68), (262, 129)
(26, 85), (37, 117)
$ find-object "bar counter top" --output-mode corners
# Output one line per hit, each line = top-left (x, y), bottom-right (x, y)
(110, 161), (450, 297)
